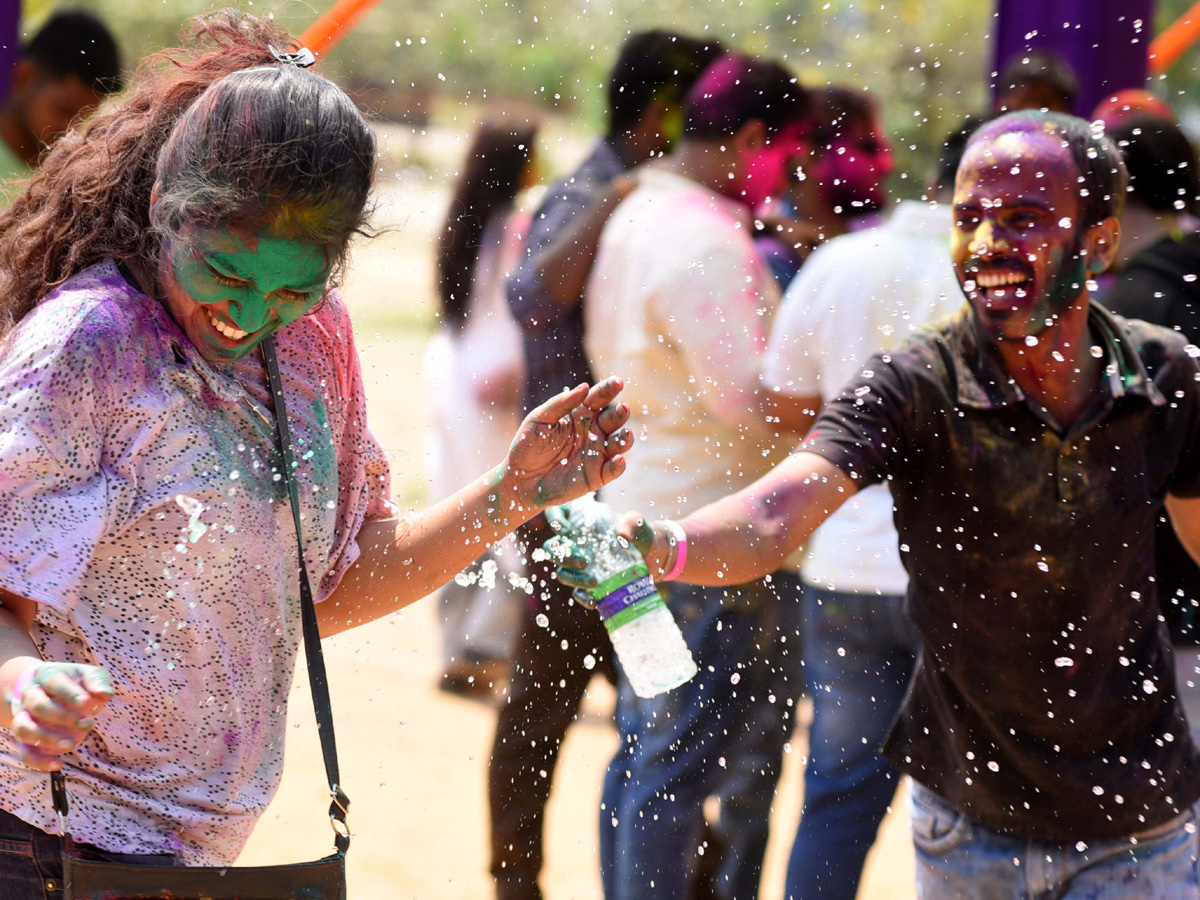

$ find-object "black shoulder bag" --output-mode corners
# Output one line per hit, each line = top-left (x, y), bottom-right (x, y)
(51, 335), (351, 899)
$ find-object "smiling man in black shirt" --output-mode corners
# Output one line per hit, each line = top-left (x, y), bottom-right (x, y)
(564, 111), (1200, 898)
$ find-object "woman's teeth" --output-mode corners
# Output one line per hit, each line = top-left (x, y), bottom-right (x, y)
(207, 310), (248, 339)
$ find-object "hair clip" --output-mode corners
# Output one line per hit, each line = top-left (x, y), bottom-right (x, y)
(268, 45), (316, 69)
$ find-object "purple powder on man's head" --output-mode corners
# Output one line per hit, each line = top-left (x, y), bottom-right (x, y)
(683, 52), (809, 140)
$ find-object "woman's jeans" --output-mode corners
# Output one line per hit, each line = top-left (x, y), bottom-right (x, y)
(785, 585), (919, 900)
(911, 782), (1200, 899)
(0, 807), (175, 900)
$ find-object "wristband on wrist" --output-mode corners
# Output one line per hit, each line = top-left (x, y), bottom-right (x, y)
(659, 520), (688, 582)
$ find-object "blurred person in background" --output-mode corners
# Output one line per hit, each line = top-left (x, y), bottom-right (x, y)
(584, 53), (811, 900)
(1098, 110), (1200, 742)
(491, 29), (722, 900)
(992, 47), (1078, 115)
(756, 85), (894, 289)
(762, 120), (973, 900)
(429, 119), (539, 701)
(1092, 88), (1178, 132)
(0, 9), (122, 180)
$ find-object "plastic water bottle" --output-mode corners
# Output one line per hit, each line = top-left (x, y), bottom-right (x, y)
(548, 494), (698, 698)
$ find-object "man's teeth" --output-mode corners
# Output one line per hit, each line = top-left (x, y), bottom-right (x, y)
(975, 270), (1029, 288)
(207, 310), (247, 339)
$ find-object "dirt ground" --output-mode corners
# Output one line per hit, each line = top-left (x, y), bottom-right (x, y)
(233, 125), (919, 899)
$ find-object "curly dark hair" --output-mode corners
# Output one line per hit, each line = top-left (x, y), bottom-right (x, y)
(0, 11), (376, 337)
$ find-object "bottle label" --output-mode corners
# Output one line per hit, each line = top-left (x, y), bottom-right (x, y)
(596, 572), (659, 621)
(602, 594), (666, 633)
(591, 564), (650, 601)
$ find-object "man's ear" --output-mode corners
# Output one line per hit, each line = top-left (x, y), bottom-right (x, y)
(1085, 216), (1121, 276)
(9, 59), (36, 96)
(732, 118), (767, 154)
(638, 99), (668, 139)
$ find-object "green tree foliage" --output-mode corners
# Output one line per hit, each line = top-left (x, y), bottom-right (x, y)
(68, 0), (998, 192)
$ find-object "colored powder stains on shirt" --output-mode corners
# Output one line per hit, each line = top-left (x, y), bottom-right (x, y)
(802, 302), (1200, 842)
(585, 167), (786, 520)
(0, 261), (393, 864)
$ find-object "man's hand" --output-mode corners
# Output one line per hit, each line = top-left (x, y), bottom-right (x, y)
(6, 661), (114, 771)
(552, 512), (670, 591)
(500, 377), (632, 519)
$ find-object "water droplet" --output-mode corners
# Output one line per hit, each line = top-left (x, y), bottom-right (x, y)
(1037, 560), (1049, 572)
(1025, 335), (1038, 347)
(560, 639), (569, 651)
(1055, 657), (1074, 668)
(730, 672), (741, 685)
(1185, 344), (1200, 359)
(1143, 679), (1158, 694)
(1090, 345), (1104, 358)
(1075, 841), (1088, 851)
(583, 654), (596, 670)
(535, 613), (550, 628)
(836, 647), (847, 657)
(1093, 785), (1105, 795)
(987, 760), (1000, 772)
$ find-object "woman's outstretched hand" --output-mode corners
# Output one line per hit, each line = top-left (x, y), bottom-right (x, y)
(500, 376), (632, 518)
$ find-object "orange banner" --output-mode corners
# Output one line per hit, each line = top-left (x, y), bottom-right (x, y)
(1149, 0), (1200, 75)
(299, 0), (385, 57)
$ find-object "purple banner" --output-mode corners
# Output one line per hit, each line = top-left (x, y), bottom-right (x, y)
(0, 0), (17, 104)
(993, 0), (1155, 118)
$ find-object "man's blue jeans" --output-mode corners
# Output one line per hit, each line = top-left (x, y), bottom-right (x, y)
(785, 585), (918, 900)
(600, 578), (795, 900)
(911, 782), (1200, 899)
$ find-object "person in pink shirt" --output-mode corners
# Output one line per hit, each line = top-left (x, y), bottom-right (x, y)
(0, 13), (630, 895)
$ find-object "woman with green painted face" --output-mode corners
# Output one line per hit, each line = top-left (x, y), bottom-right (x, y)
(0, 12), (630, 887)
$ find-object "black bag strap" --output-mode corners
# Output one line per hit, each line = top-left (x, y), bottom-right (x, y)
(51, 335), (350, 855)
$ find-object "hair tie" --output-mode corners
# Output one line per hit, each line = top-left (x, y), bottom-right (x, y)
(268, 45), (316, 69)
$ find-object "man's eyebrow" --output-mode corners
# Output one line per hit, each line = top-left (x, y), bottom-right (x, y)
(1012, 197), (1053, 211)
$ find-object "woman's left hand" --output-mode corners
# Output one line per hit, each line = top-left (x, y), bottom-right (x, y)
(499, 377), (632, 517)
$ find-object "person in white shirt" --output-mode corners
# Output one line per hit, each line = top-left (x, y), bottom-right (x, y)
(760, 120), (974, 900)
(428, 120), (537, 698)
(584, 53), (812, 900)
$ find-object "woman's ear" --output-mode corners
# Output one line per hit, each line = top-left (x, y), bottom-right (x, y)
(1085, 216), (1121, 275)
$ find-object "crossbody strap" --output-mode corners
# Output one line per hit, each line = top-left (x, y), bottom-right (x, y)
(261, 335), (350, 853)
(51, 335), (350, 855)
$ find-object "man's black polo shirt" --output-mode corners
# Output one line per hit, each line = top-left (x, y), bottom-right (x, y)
(802, 302), (1200, 840)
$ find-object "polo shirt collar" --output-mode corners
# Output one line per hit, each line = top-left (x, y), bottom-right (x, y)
(950, 300), (1166, 413)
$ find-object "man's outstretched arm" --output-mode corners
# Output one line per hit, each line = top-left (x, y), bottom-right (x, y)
(603, 452), (857, 587)
(1167, 493), (1200, 566)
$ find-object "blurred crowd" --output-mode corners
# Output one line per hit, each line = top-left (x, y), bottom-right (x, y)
(429, 30), (1200, 900)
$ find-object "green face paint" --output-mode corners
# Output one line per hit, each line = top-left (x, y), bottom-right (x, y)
(162, 227), (332, 364)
